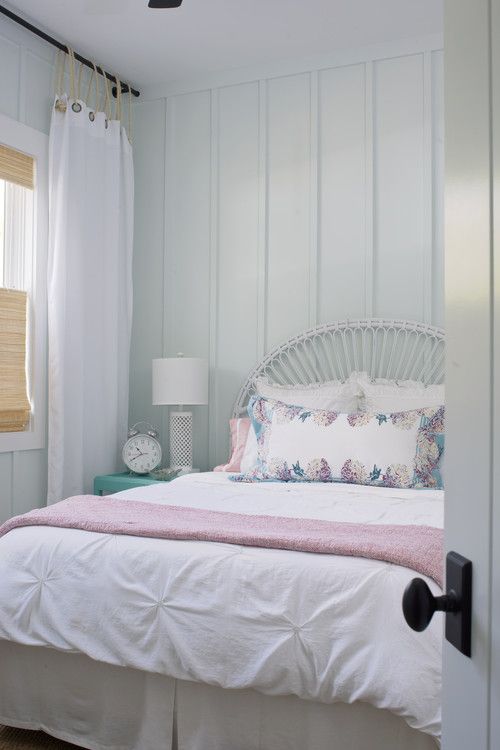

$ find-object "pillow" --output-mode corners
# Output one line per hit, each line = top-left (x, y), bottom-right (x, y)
(236, 396), (444, 489)
(255, 375), (361, 412)
(214, 418), (251, 472)
(356, 373), (445, 413)
(214, 417), (258, 473)
(240, 421), (258, 473)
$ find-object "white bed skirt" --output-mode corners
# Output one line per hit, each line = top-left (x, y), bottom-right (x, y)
(0, 642), (437, 750)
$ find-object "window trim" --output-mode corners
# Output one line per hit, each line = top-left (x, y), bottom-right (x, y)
(0, 113), (47, 453)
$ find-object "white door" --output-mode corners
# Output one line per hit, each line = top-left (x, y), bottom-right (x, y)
(443, 1), (500, 747)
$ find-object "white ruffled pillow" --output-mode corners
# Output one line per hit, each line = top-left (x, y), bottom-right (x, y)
(255, 375), (361, 412)
(356, 373), (444, 413)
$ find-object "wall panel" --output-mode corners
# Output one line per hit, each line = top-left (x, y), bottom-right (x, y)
(214, 82), (260, 463)
(132, 42), (445, 469)
(0, 453), (13, 524)
(373, 54), (425, 320)
(163, 91), (212, 470)
(0, 32), (21, 121)
(266, 73), (311, 350)
(318, 64), (367, 322)
(129, 99), (166, 437)
(24, 51), (54, 134)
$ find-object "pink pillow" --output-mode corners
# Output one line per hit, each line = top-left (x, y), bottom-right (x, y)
(214, 417), (251, 472)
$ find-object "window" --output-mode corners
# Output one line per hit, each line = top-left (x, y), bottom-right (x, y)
(0, 114), (48, 452)
(0, 146), (34, 433)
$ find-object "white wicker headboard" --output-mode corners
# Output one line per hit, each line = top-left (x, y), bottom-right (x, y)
(232, 318), (445, 418)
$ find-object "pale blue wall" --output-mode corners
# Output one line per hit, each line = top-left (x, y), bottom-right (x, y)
(130, 39), (444, 472)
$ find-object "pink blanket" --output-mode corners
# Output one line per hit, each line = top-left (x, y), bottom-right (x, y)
(0, 495), (443, 586)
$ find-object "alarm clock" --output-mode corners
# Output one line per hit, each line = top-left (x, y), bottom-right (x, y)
(122, 422), (162, 475)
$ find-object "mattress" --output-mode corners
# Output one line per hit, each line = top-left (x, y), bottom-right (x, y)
(0, 472), (443, 739)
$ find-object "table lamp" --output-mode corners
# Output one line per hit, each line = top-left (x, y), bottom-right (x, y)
(152, 355), (208, 474)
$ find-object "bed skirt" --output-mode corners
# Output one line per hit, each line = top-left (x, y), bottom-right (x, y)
(0, 641), (437, 750)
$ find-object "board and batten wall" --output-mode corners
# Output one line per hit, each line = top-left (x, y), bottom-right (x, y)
(130, 36), (445, 471)
(0, 15), (56, 522)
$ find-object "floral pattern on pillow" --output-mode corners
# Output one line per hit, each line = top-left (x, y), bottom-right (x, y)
(233, 396), (444, 489)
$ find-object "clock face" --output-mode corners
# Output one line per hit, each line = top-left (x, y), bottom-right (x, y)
(122, 435), (161, 474)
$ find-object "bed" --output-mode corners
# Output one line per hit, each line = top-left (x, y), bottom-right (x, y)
(0, 319), (444, 750)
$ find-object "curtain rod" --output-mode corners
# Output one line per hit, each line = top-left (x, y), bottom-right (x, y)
(0, 4), (140, 98)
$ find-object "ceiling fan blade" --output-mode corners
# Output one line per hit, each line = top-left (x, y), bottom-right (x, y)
(148, 0), (183, 7)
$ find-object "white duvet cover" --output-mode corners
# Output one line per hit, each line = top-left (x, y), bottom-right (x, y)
(0, 473), (443, 739)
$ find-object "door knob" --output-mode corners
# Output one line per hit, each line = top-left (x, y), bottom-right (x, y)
(401, 551), (472, 656)
(402, 578), (458, 631)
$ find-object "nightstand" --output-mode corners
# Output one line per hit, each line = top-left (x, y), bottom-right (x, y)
(93, 472), (161, 496)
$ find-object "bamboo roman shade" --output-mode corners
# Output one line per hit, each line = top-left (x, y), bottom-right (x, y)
(0, 288), (30, 432)
(0, 144), (34, 190)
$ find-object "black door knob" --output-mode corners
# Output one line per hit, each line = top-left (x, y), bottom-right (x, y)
(402, 578), (459, 632)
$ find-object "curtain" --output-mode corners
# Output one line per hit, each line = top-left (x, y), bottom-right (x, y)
(47, 95), (133, 503)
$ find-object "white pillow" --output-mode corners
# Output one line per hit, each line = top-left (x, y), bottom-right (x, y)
(240, 424), (258, 473)
(356, 373), (445, 413)
(255, 375), (360, 412)
(238, 396), (444, 489)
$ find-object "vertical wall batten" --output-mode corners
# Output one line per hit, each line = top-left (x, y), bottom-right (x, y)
(309, 70), (319, 328)
(257, 79), (268, 359)
(432, 49), (445, 328)
(423, 51), (434, 323)
(161, 96), (171, 449)
(208, 88), (219, 471)
(364, 61), (374, 317)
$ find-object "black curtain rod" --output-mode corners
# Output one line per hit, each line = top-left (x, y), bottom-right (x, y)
(0, 4), (140, 97)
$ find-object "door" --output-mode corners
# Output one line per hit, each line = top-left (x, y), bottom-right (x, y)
(443, 1), (500, 747)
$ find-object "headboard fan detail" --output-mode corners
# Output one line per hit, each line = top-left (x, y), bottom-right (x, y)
(232, 318), (444, 418)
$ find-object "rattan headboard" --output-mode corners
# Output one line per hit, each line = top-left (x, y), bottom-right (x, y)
(232, 318), (445, 417)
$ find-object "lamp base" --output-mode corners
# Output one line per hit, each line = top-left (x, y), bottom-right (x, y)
(169, 410), (194, 472)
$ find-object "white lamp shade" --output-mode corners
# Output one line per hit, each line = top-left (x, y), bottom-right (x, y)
(152, 357), (208, 406)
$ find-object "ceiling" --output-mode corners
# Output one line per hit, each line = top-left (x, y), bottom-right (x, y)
(5, 0), (443, 89)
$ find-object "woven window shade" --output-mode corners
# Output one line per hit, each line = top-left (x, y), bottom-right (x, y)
(0, 288), (30, 432)
(0, 144), (34, 190)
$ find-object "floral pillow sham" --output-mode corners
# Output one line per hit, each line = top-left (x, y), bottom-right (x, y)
(234, 396), (444, 489)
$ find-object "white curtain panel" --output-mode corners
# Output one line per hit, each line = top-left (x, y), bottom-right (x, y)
(47, 97), (133, 503)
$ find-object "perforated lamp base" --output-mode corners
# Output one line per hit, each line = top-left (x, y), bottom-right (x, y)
(169, 410), (195, 473)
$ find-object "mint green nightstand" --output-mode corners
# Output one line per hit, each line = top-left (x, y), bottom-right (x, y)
(93, 472), (161, 496)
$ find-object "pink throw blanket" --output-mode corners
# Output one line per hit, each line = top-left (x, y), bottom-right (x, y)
(0, 495), (443, 586)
